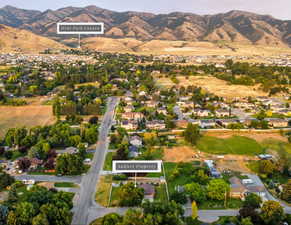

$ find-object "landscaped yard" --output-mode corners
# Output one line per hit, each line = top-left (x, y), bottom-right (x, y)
(197, 136), (264, 155)
(163, 162), (193, 194)
(199, 198), (243, 210)
(103, 152), (113, 171)
(54, 182), (77, 188)
(154, 184), (168, 203)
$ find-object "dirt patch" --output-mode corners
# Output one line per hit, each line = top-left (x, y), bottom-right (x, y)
(164, 146), (197, 162)
(215, 155), (257, 173)
(204, 131), (288, 143)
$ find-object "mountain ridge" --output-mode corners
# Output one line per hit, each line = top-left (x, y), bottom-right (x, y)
(0, 5), (291, 46)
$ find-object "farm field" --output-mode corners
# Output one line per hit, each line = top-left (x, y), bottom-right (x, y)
(196, 136), (263, 155)
(0, 104), (55, 137)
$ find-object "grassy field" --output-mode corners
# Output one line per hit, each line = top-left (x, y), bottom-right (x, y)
(54, 182), (77, 188)
(196, 136), (264, 155)
(0, 104), (55, 137)
(95, 175), (112, 207)
(103, 152), (113, 171)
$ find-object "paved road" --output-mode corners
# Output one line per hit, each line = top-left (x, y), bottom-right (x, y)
(248, 174), (291, 214)
(15, 175), (82, 183)
(86, 206), (239, 224)
(72, 97), (119, 225)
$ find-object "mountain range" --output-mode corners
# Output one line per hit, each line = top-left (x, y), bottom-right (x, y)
(0, 5), (291, 47)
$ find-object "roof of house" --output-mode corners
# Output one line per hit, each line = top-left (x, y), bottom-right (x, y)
(140, 183), (155, 196)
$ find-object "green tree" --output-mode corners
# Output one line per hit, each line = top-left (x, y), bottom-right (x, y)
(56, 153), (84, 175)
(243, 193), (262, 209)
(260, 200), (285, 224)
(184, 124), (201, 145)
(0, 170), (15, 189)
(14, 202), (36, 225)
(32, 214), (49, 225)
(101, 213), (123, 225)
(207, 179), (230, 201)
(170, 191), (187, 205)
(259, 160), (276, 175)
(282, 179), (291, 203)
(184, 183), (206, 203)
(119, 183), (144, 207)
(240, 217), (254, 225)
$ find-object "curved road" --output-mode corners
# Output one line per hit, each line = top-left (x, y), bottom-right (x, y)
(72, 97), (119, 225)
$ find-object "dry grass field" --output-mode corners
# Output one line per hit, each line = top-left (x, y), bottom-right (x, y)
(155, 74), (267, 98)
(81, 37), (291, 58)
(0, 100), (55, 137)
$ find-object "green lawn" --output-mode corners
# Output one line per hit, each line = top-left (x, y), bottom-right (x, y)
(54, 182), (77, 188)
(155, 184), (169, 203)
(95, 175), (112, 207)
(103, 152), (113, 171)
(163, 162), (193, 194)
(197, 136), (264, 155)
(199, 198), (243, 210)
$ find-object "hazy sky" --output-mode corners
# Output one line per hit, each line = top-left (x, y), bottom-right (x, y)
(1, 0), (290, 20)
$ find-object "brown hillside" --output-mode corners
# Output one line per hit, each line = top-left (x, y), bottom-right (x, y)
(0, 24), (66, 53)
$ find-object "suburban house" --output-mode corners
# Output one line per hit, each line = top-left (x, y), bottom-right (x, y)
(157, 107), (168, 115)
(145, 100), (159, 108)
(146, 120), (166, 130)
(229, 177), (247, 199)
(229, 176), (266, 199)
(193, 109), (212, 117)
(140, 183), (155, 202)
(30, 158), (43, 170)
(265, 118), (289, 128)
(129, 136), (143, 147)
(215, 109), (230, 118)
(120, 120), (138, 130)
(200, 120), (216, 129)
(124, 105), (134, 113)
(122, 112), (144, 120)
(175, 120), (189, 128)
(216, 119), (239, 127)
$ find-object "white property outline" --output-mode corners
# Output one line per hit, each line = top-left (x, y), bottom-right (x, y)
(57, 22), (104, 34)
(112, 160), (162, 173)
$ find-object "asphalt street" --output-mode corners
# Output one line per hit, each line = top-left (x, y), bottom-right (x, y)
(15, 175), (82, 183)
(72, 97), (119, 225)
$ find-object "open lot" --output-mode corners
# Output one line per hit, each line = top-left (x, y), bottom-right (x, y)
(196, 136), (263, 155)
(0, 103), (55, 137)
(95, 175), (112, 207)
(164, 146), (196, 162)
(204, 130), (288, 143)
(82, 38), (291, 59)
(155, 74), (267, 98)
